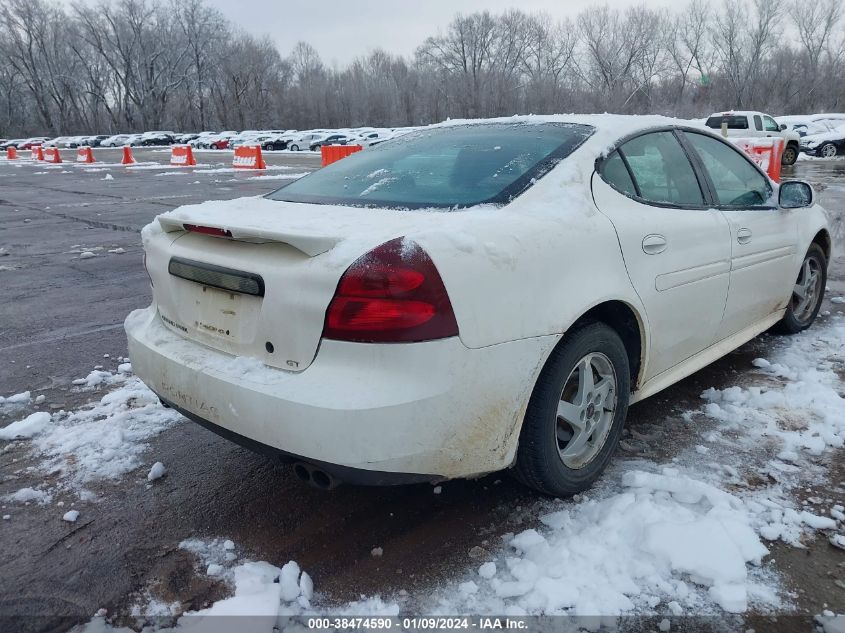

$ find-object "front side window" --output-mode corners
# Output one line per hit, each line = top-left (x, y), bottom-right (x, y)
(617, 132), (704, 206)
(269, 123), (594, 210)
(683, 132), (772, 206)
(763, 116), (780, 132)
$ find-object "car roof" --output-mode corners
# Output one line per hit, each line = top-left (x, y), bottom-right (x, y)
(422, 114), (715, 154)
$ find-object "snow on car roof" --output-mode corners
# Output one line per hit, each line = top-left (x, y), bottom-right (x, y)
(423, 113), (708, 159)
(154, 114), (713, 248)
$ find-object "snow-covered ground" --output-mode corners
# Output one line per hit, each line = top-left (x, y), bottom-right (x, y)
(1, 362), (182, 501)
(4, 315), (828, 630)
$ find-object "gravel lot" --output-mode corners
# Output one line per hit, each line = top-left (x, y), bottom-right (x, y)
(0, 150), (843, 632)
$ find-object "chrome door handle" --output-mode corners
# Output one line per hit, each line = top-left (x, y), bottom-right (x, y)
(737, 228), (752, 244)
(642, 234), (667, 255)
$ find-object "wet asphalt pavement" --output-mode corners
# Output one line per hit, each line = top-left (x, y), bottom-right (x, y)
(0, 150), (844, 631)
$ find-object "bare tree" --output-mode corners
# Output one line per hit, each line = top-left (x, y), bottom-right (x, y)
(1, 0), (845, 136)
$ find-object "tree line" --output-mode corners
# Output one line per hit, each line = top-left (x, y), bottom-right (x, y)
(0, 0), (843, 137)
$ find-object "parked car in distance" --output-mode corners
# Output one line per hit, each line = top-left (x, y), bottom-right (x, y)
(287, 132), (326, 151)
(65, 136), (91, 148)
(20, 137), (49, 149)
(799, 122), (845, 158)
(195, 131), (237, 149)
(126, 116), (829, 497)
(705, 111), (800, 165)
(309, 133), (350, 151)
(81, 135), (111, 147)
(100, 134), (132, 147)
(231, 133), (289, 151)
(133, 131), (175, 146)
(186, 131), (222, 147)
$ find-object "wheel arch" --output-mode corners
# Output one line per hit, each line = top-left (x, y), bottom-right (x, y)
(567, 300), (646, 390)
(812, 228), (832, 262)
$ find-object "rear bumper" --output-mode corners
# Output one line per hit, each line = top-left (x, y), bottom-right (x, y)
(159, 396), (432, 485)
(125, 306), (555, 481)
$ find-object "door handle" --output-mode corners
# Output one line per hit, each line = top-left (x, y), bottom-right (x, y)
(642, 234), (667, 255)
(737, 228), (752, 244)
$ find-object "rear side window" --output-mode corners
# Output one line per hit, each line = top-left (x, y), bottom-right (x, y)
(705, 115), (749, 130)
(753, 115), (762, 131)
(616, 132), (704, 206)
(600, 151), (637, 197)
(683, 132), (772, 206)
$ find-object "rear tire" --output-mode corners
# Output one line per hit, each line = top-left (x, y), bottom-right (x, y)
(290, 144), (300, 152)
(514, 322), (630, 497)
(781, 144), (798, 165)
(820, 143), (838, 159)
(774, 243), (826, 334)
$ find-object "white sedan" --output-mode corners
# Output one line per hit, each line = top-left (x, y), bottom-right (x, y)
(125, 115), (829, 496)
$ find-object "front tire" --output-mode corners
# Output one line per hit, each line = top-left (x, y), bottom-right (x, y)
(515, 322), (631, 497)
(290, 144), (300, 151)
(775, 243), (826, 334)
(782, 144), (798, 165)
(819, 143), (838, 159)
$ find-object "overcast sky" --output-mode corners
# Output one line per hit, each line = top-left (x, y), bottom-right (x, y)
(204, 0), (669, 67)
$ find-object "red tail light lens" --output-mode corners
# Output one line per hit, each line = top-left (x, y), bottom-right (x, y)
(183, 223), (232, 238)
(323, 238), (459, 343)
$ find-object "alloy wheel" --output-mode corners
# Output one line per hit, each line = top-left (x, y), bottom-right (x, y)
(791, 254), (823, 324)
(821, 144), (838, 159)
(556, 352), (618, 469)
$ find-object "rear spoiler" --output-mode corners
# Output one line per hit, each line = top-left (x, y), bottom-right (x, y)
(156, 217), (340, 257)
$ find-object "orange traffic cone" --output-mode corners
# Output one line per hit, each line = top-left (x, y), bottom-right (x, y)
(77, 146), (95, 163)
(121, 146), (135, 165)
(34, 146), (44, 161)
(44, 147), (62, 163)
(170, 144), (196, 167)
(7, 146), (17, 160)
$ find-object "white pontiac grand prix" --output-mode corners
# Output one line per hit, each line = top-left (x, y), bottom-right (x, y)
(126, 115), (829, 496)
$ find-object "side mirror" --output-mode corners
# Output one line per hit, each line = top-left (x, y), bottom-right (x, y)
(779, 180), (814, 209)
(779, 123), (787, 131)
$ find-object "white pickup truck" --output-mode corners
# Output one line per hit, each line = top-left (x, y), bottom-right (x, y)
(704, 111), (800, 165)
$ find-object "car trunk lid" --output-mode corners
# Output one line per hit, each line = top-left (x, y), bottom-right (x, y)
(145, 196), (455, 372)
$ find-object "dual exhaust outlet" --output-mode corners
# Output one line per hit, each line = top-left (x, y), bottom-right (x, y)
(292, 461), (340, 490)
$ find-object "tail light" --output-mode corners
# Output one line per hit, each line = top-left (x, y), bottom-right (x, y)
(183, 223), (232, 238)
(323, 238), (459, 343)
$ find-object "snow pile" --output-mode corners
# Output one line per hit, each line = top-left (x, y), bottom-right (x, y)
(32, 375), (182, 485)
(0, 390), (31, 406)
(0, 411), (51, 439)
(696, 320), (845, 547)
(428, 469), (773, 616)
(0, 367), (182, 488)
(71, 366), (131, 389)
(107, 538), (398, 629)
(817, 612), (845, 633)
(147, 462), (166, 481)
(5, 486), (53, 505)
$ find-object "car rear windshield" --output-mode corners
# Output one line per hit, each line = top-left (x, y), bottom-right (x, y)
(267, 122), (594, 210)
(705, 115), (749, 130)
